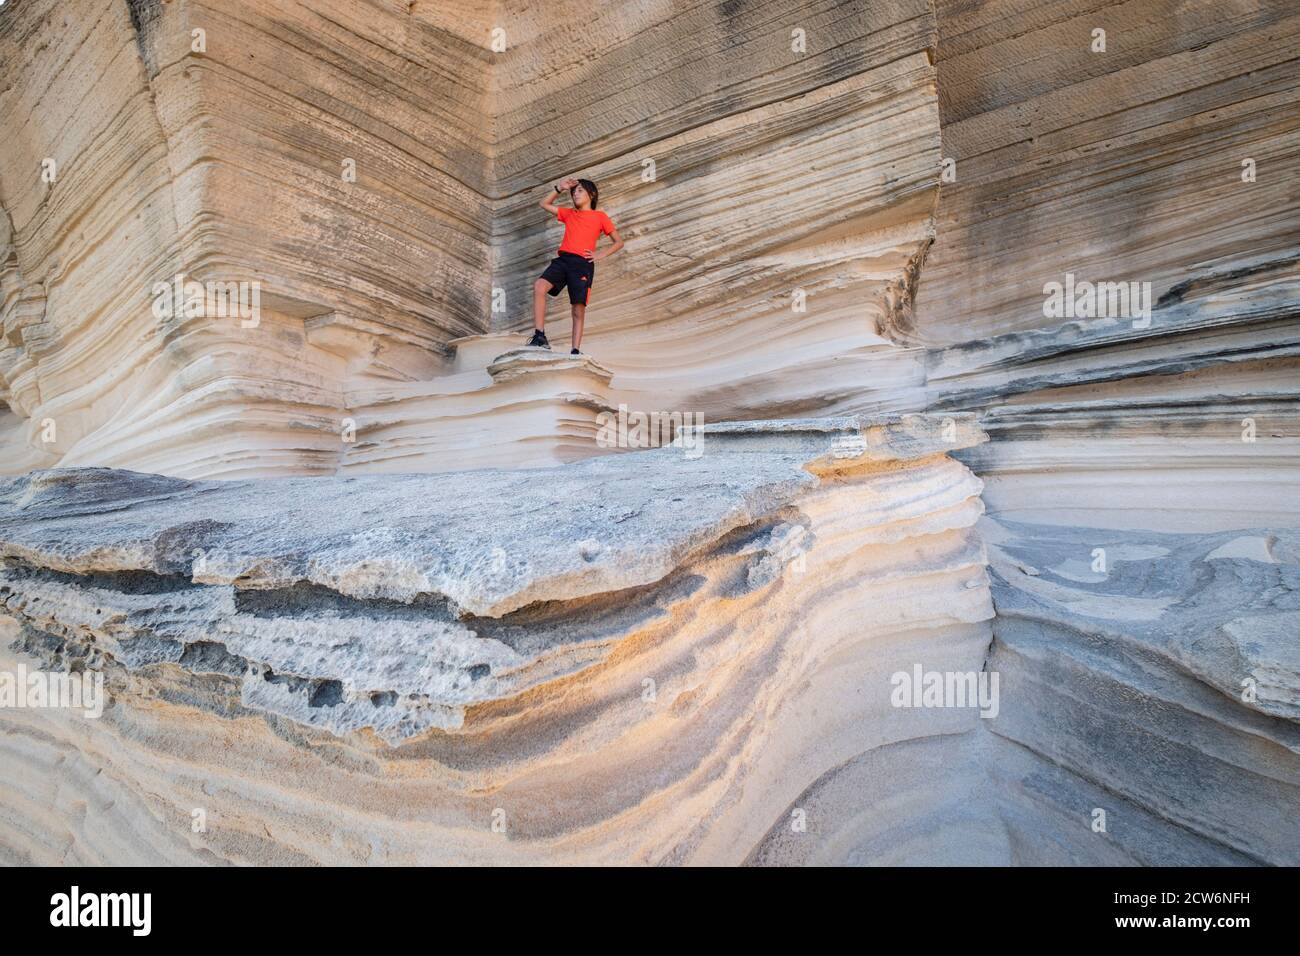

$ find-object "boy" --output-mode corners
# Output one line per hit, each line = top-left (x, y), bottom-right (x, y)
(527, 177), (623, 354)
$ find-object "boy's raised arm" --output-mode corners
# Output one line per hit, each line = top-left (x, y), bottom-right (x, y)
(540, 177), (577, 214)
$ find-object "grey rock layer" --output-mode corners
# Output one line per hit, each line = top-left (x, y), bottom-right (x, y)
(984, 518), (1300, 865)
(0, 414), (982, 619)
(0, 415), (985, 745)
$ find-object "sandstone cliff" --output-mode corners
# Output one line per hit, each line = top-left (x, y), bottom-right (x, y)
(0, 0), (1296, 866)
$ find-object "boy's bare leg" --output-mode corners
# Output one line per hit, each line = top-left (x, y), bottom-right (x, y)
(533, 279), (552, 331)
(570, 303), (586, 350)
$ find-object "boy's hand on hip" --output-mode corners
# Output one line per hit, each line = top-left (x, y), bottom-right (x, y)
(584, 250), (598, 261)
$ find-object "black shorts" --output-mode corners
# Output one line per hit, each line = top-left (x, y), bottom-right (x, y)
(539, 252), (594, 305)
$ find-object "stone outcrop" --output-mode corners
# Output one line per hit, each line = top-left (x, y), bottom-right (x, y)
(342, 341), (618, 473)
(0, 0), (942, 476)
(3, 414), (1294, 864)
(0, 416), (1004, 864)
(984, 519), (1300, 865)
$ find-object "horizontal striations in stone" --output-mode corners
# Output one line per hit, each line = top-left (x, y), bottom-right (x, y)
(0, 416), (980, 617)
(0, 0), (1294, 869)
(0, 0), (185, 474)
(0, 0), (950, 476)
(490, 0), (942, 424)
(492, 0), (937, 190)
(925, 258), (1300, 410)
(494, 60), (941, 419)
(0, 417), (998, 862)
(952, 352), (1300, 531)
(917, 0), (1300, 347)
(337, 340), (618, 474)
(910, 0), (1300, 535)
(0, 0), (499, 478)
(145, 0), (495, 336)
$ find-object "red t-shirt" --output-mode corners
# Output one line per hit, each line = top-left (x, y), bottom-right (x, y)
(557, 207), (615, 257)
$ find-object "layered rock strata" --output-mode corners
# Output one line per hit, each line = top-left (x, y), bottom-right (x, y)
(340, 342), (618, 474)
(0, 415), (998, 864)
(5, 413), (1293, 865)
(0, 0), (1296, 868)
(1, 0), (942, 476)
(982, 519), (1300, 866)
(750, 517), (1300, 867)
(913, 0), (1300, 531)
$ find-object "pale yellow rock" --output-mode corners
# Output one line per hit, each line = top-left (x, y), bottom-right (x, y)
(0, 0), (942, 476)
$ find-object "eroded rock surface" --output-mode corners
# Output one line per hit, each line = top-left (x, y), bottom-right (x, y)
(914, 0), (1300, 530)
(4, 415), (1293, 865)
(0, 0), (942, 477)
(0, 416), (1004, 863)
(0, 0), (1296, 867)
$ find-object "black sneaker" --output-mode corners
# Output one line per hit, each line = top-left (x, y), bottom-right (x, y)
(570, 348), (581, 355)
(527, 329), (550, 349)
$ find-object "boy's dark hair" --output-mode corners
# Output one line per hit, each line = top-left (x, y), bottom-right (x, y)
(574, 178), (599, 209)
